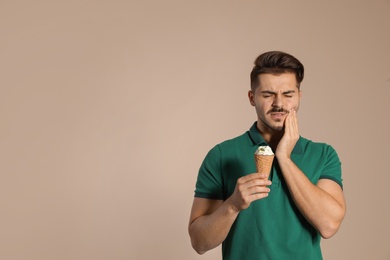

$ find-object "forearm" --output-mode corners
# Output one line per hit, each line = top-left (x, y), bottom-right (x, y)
(278, 157), (345, 238)
(189, 199), (239, 254)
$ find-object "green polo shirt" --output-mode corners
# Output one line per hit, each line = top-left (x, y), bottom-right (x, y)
(195, 122), (343, 260)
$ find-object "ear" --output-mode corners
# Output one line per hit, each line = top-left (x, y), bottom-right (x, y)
(248, 90), (255, 106)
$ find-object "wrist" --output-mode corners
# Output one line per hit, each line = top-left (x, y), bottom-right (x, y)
(225, 197), (241, 214)
(276, 154), (292, 163)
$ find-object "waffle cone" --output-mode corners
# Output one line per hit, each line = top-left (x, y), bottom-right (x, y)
(254, 154), (274, 179)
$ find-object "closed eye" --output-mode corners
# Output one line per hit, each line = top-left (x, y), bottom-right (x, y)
(283, 90), (295, 98)
(260, 91), (275, 98)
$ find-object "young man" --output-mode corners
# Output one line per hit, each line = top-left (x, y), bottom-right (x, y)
(188, 51), (346, 259)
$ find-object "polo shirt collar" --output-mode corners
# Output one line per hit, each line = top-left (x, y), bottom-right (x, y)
(249, 122), (303, 155)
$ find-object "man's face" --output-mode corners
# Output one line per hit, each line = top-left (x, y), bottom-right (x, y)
(249, 73), (302, 132)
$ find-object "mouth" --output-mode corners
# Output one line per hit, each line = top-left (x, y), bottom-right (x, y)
(270, 112), (286, 120)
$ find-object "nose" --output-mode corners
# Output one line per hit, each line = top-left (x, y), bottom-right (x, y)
(272, 94), (282, 108)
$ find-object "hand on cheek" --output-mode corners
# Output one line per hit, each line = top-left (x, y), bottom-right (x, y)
(276, 109), (299, 159)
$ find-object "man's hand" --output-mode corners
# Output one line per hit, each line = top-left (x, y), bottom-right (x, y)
(274, 109), (346, 238)
(189, 173), (271, 254)
(226, 173), (271, 212)
(275, 109), (299, 159)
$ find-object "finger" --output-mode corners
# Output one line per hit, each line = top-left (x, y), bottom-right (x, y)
(237, 176), (271, 192)
(246, 178), (272, 187)
(256, 173), (270, 180)
(284, 111), (293, 135)
(238, 172), (267, 183)
(290, 109), (299, 137)
(250, 192), (270, 201)
(246, 187), (271, 202)
(286, 109), (298, 137)
(290, 109), (298, 127)
(245, 186), (271, 195)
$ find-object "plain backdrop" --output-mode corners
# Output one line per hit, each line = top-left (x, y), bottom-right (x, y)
(1, 1), (390, 259)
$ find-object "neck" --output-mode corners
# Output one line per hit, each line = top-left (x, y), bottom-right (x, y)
(256, 122), (284, 151)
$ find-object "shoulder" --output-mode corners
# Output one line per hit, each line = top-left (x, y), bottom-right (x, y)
(203, 131), (252, 160)
(299, 136), (338, 154)
(216, 131), (252, 150)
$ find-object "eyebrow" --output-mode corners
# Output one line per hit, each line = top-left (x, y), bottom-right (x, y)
(260, 90), (296, 95)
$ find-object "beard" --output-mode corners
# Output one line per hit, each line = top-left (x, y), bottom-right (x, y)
(259, 117), (284, 132)
(258, 107), (289, 132)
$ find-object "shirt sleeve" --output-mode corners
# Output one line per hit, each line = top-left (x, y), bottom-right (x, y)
(319, 145), (343, 189)
(194, 145), (224, 200)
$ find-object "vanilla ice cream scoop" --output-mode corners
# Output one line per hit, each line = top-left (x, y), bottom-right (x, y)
(255, 146), (274, 156)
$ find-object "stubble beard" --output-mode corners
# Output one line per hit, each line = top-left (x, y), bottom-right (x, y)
(259, 117), (284, 133)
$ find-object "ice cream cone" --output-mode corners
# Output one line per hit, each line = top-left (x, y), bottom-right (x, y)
(254, 154), (274, 179)
(254, 146), (274, 180)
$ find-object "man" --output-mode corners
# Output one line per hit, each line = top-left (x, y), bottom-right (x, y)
(188, 51), (346, 259)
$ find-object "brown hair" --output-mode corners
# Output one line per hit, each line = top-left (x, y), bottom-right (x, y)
(250, 51), (304, 91)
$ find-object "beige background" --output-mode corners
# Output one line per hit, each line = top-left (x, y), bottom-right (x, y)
(1, 1), (389, 259)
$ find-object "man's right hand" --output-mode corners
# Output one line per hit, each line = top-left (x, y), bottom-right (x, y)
(189, 173), (271, 254)
(227, 173), (271, 212)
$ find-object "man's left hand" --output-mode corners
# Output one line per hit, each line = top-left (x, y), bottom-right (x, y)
(275, 109), (299, 159)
